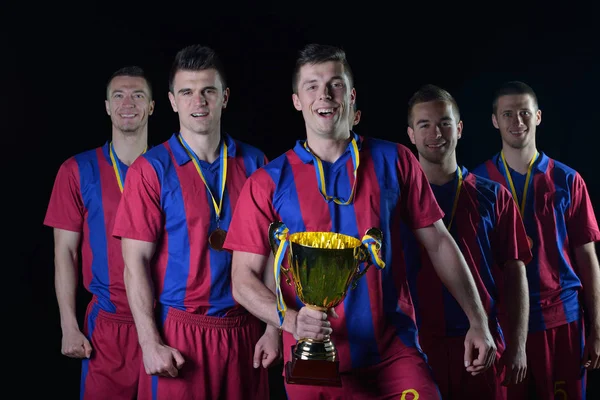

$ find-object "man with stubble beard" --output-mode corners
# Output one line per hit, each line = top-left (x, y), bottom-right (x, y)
(44, 66), (154, 399)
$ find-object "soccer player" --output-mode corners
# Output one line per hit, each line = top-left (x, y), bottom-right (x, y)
(44, 66), (154, 399)
(112, 45), (277, 400)
(224, 43), (496, 399)
(405, 84), (532, 399)
(473, 81), (600, 399)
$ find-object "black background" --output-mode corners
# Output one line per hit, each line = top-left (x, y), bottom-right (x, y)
(4, 2), (599, 398)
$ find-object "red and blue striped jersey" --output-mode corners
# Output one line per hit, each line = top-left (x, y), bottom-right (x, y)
(112, 133), (267, 317)
(44, 142), (133, 314)
(403, 167), (532, 339)
(224, 133), (444, 372)
(473, 152), (600, 332)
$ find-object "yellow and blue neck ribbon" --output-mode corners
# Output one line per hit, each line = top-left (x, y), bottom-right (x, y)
(360, 233), (386, 270)
(303, 136), (360, 205)
(500, 150), (539, 216)
(109, 141), (147, 193)
(446, 167), (463, 231)
(272, 224), (290, 327)
(178, 134), (228, 224)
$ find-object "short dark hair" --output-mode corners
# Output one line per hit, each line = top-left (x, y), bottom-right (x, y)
(492, 81), (538, 114)
(106, 65), (152, 100)
(407, 84), (460, 128)
(292, 43), (354, 93)
(169, 44), (227, 93)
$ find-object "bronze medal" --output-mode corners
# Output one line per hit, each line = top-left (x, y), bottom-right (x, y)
(527, 235), (534, 250)
(209, 228), (227, 251)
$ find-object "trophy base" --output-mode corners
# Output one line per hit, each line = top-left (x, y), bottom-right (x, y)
(284, 357), (342, 387)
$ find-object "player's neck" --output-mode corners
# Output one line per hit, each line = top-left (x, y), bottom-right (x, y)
(180, 129), (221, 163)
(501, 143), (538, 174)
(111, 129), (148, 166)
(420, 155), (457, 186)
(305, 131), (352, 163)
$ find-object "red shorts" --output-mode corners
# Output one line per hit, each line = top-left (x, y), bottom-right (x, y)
(419, 332), (506, 400)
(81, 301), (141, 400)
(282, 333), (440, 400)
(138, 307), (269, 400)
(508, 319), (586, 400)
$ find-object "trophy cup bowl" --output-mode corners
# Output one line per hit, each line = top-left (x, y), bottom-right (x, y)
(268, 221), (383, 387)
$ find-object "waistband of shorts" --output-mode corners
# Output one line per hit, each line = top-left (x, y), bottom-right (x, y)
(165, 306), (252, 328)
(87, 298), (136, 324)
(96, 308), (136, 324)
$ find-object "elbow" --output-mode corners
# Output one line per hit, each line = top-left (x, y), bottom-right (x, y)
(231, 272), (245, 306)
(504, 260), (527, 281)
(123, 264), (132, 289)
(232, 287), (242, 306)
(232, 281), (248, 310)
(122, 258), (140, 289)
(231, 278), (240, 302)
(231, 268), (254, 310)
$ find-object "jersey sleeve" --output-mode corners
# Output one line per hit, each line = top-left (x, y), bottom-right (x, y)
(112, 157), (163, 243)
(43, 158), (84, 232)
(566, 172), (600, 248)
(492, 184), (533, 267)
(223, 169), (276, 257)
(396, 145), (444, 229)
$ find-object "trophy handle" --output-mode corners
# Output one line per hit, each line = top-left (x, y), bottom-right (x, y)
(268, 221), (285, 256)
(351, 227), (384, 289)
(351, 251), (372, 289)
(268, 221), (292, 285)
(364, 227), (383, 244)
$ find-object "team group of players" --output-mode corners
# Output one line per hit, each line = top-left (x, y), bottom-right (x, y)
(44, 43), (600, 400)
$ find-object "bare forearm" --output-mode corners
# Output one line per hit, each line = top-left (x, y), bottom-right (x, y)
(429, 233), (488, 328)
(53, 229), (83, 332)
(576, 243), (600, 332)
(54, 251), (80, 331)
(233, 267), (282, 328)
(124, 263), (161, 346)
(260, 254), (283, 335)
(232, 251), (300, 334)
(503, 260), (529, 351)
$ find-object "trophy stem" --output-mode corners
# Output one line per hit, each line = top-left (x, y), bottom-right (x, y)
(293, 338), (337, 361)
(286, 338), (342, 386)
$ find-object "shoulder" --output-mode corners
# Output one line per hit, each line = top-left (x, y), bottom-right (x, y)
(69, 145), (104, 164)
(360, 136), (419, 170)
(57, 146), (105, 175)
(547, 156), (578, 177)
(363, 136), (410, 155)
(253, 151), (292, 180)
(133, 141), (172, 171)
(542, 155), (584, 191)
(466, 170), (511, 200)
(471, 158), (496, 176)
(232, 138), (267, 160)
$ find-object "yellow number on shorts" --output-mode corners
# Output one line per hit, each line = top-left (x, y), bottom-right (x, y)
(400, 388), (419, 400)
(554, 380), (567, 400)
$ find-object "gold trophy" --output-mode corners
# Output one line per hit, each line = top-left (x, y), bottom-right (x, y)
(268, 221), (385, 387)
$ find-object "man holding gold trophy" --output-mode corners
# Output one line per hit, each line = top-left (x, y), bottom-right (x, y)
(224, 44), (497, 399)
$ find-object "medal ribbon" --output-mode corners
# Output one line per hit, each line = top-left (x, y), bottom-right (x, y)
(360, 234), (386, 270)
(446, 167), (463, 231)
(272, 224), (290, 327)
(303, 137), (360, 205)
(500, 150), (539, 216)
(178, 134), (227, 224)
(109, 141), (147, 193)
